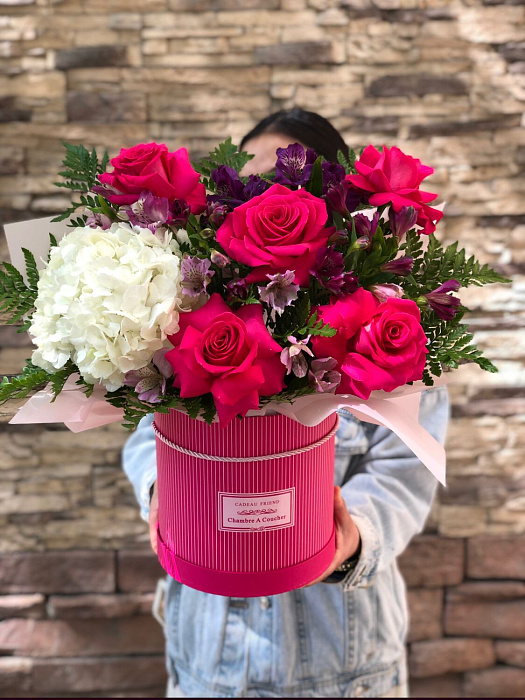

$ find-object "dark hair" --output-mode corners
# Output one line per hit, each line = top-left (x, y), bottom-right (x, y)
(240, 108), (348, 164)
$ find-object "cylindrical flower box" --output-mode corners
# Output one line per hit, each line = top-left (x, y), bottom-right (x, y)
(153, 409), (338, 597)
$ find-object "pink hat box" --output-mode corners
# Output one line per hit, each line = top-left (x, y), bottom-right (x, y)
(153, 408), (338, 597)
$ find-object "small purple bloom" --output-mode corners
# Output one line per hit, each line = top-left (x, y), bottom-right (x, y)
(390, 206), (417, 241)
(85, 211), (112, 230)
(303, 160), (346, 194)
(312, 246), (344, 282)
(280, 335), (314, 378)
(207, 201), (228, 227)
(274, 143), (317, 187)
(381, 256), (414, 277)
(171, 198), (191, 228)
(210, 165), (246, 207)
(326, 271), (359, 296)
(325, 180), (362, 218)
(181, 256), (215, 297)
(353, 211), (379, 244)
(243, 174), (270, 200)
(125, 191), (171, 232)
(308, 357), (341, 393)
(258, 270), (299, 314)
(123, 349), (173, 403)
(226, 277), (249, 301)
(369, 283), (404, 303)
(328, 229), (349, 246)
(424, 279), (461, 320)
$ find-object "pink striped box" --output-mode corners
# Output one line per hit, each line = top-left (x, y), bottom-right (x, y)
(153, 409), (337, 597)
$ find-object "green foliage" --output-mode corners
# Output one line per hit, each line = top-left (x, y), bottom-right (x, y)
(193, 138), (254, 191)
(0, 361), (50, 403)
(0, 249), (39, 331)
(422, 310), (498, 384)
(337, 148), (357, 175)
(51, 142), (111, 224)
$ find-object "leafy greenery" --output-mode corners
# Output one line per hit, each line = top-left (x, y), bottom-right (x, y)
(337, 148), (357, 175)
(0, 361), (50, 402)
(422, 310), (498, 385)
(51, 143), (111, 224)
(0, 248), (40, 331)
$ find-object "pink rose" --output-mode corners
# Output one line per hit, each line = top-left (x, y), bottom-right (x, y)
(216, 183), (331, 286)
(311, 288), (428, 399)
(346, 145), (443, 235)
(98, 142), (206, 213)
(166, 294), (286, 426)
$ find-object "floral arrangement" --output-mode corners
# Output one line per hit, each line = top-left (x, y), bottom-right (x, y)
(0, 139), (508, 428)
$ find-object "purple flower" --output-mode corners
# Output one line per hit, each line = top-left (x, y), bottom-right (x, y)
(308, 357), (341, 393)
(325, 180), (362, 218)
(274, 143), (317, 187)
(209, 167), (269, 209)
(353, 211), (379, 244)
(123, 349), (173, 403)
(124, 191), (171, 232)
(226, 277), (249, 301)
(210, 165), (246, 207)
(303, 160), (346, 194)
(171, 199), (191, 228)
(312, 246), (344, 282)
(389, 205), (417, 241)
(381, 256), (414, 277)
(207, 201), (228, 227)
(181, 256), (215, 297)
(85, 211), (112, 230)
(280, 335), (314, 378)
(328, 229), (349, 246)
(369, 283), (404, 303)
(258, 270), (299, 314)
(326, 271), (359, 296)
(424, 279), (461, 320)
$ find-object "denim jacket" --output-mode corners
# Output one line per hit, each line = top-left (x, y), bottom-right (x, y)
(122, 387), (449, 698)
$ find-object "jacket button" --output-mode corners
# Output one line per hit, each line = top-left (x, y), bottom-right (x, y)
(259, 596), (271, 610)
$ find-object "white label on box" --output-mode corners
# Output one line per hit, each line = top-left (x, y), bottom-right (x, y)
(218, 488), (295, 532)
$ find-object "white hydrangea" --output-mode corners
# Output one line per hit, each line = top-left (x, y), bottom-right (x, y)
(30, 222), (182, 391)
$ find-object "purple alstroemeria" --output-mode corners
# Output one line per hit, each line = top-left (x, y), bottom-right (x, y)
(353, 211), (380, 246)
(207, 201), (228, 227)
(311, 246), (344, 282)
(258, 271), (299, 314)
(274, 143), (317, 187)
(308, 357), (341, 393)
(327, 271), (359, 296)
(381, 256), (414, 277)
(303, 160), (346, 194)
(123, 349), (173, 403)
(369, 283), (404, 303)
(328, 229), (349, 246)
(124, 191), (171, 232)
(424, 279), (461, 320)
(85, 211), (112, 230)
(181, 256), (215, 297)
(280, 335), (314, 378)
(390, 205), (417, 241)
(226, 277), (249, 301)
(210, 165), (246, 207)
(243, 174), (269, 200)
(171, 199), (191, 228)
(325, 180), (363, 218)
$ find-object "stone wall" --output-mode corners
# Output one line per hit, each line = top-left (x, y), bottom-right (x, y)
(1, 0), (524, 697)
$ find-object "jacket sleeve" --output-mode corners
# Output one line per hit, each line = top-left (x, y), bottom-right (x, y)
(340, 386), (449, 591)
(122, 414), (157, 522)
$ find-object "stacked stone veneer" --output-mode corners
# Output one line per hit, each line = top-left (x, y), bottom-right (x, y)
(0, 0), (524, 697)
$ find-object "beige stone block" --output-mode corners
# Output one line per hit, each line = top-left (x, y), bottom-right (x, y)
(142, 11), (215, 29)
(495, 641), (525, 669)
(142, 26), (243, 40)
(108, 13), (143, 31)
(0, 71), (65, 99)
(0, 494), (70, 515)
(144, 52), (252, 68)
(406, 588), (443, 642)
(215, 10), (316, 26)
(141, 39), (169, 56)
(438, 506), (488, 537)
(317, 8), (349, 26)
(47, 592), (154, 619)
(409, 638), (495, 678)
(465, 667), (525, 698)
(398, 535), (465, 588)
(458, 7), (525, 44)
(0, 594), (45, 619)
(281, 0), (306, 8)
(0, 656), (33, 696)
